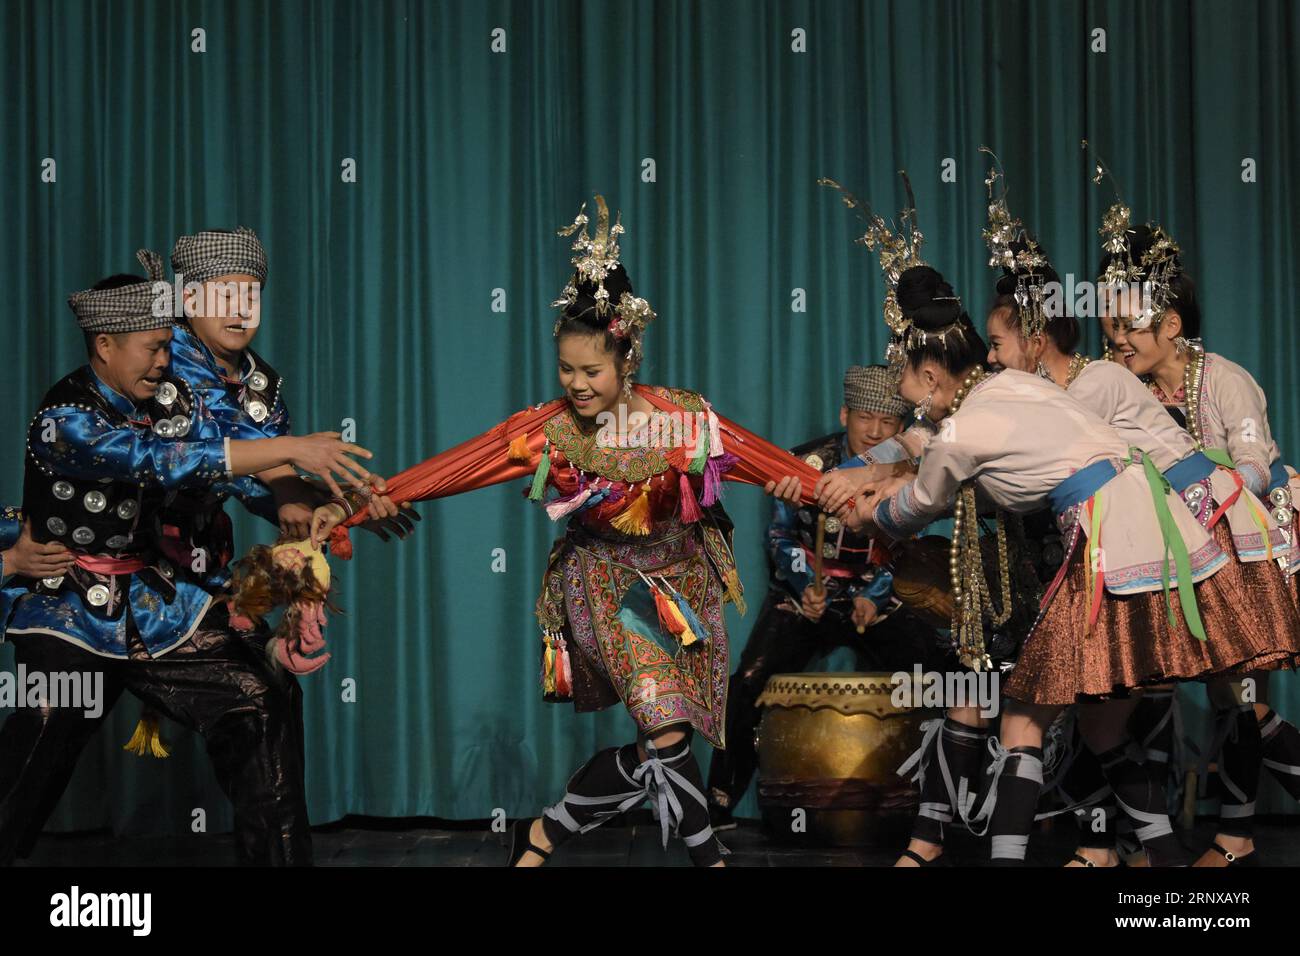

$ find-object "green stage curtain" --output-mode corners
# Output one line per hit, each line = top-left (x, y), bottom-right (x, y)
(1, 0), (1296, 834)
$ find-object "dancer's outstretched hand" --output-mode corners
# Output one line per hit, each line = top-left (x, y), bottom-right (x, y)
(287, 432), (374, 498)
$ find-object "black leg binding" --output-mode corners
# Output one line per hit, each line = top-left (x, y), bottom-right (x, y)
(1216, 704), (1261, 839)
(1259, 707), (1300, 801)
(986, 744), (1044, 865)
(903, 716), (989, 847)
(540, 744), (644, 849)
(1096, 741), (1188, 867)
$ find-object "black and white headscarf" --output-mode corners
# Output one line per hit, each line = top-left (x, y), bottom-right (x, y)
(843, 364), (912, 420)
(170, 226), (268, 285)
(67, 249), (171, 333)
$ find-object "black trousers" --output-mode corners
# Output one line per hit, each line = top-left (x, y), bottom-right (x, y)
(0, 602), (312, 866)
(706, 588), (949, 809)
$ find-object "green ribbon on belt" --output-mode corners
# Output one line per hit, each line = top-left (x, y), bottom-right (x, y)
(1132, 448), (1208, 641)
(1203, 447), (1235, 470)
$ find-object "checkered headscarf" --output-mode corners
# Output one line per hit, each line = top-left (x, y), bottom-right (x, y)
(171, 226), (268, 285)
(843, 364), (911, 419)
(67, 249), (171, 333)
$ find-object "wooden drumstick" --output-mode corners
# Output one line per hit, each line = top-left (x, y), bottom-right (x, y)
(813, 513), (826, 598)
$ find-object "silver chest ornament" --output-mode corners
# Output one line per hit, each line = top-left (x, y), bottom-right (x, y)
(155, 381), (178, 407)
(52, 480), (75, 500)
(105, 534), (131, 550)
(83, 490), (107, 513)
(153, 417), (176, 438)
(248, 370), (270, 392)
(1182, 483), (1207, 517)
(1270, 485), (1293, 528)
(86, 584), (111, 607)
(46, 516), (67, 536)
(72, 526), (95, 545)
(116, 498), (139, 520)
(246, 399), (269, 423)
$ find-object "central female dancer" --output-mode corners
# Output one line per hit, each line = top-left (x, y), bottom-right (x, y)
(311, 196), (829, 867)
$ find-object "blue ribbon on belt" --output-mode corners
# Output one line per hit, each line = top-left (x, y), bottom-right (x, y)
(1163, 451), (1217, 493)
(1269, 459), (1290, 495)
(1048, 458), (1120, 515)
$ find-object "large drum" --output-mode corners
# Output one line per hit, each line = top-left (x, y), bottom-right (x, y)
(756, 672), (939, 847)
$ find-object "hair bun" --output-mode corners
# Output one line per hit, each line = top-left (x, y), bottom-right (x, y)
(897, 265), (963, 330)
(562, 263), (635, 326)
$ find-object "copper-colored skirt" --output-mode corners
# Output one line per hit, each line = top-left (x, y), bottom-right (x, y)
(1004, 521), (1300, 705)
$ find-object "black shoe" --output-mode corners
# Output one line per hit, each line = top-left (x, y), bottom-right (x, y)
(898, 848), (945, 867)
(1207, 841), (1260, 867)
(506, 818), (552, 867)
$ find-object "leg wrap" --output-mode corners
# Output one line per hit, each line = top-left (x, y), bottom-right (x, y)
(1259, 707), (1300, 801)
(1132, 690), (1177, 767)
(1049, 743), (1117, 850)
(984, 743), (1044, 865)
(900, 716), (988, 846)
(635, 735), (725, 866)
(541, 735), (726, 866)
(1097, 741), (1184, 866)
(541, 744), (645, 847)
(1215, 704), (1261, 838)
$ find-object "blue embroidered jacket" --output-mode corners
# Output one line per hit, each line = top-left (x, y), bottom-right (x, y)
(3, 367), (230, 657)
(769, 433), (894, 608)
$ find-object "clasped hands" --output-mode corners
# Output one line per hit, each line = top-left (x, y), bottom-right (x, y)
(761, 460), (914, 534)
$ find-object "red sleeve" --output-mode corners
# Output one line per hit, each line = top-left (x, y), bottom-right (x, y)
(343, 399), (566, 526)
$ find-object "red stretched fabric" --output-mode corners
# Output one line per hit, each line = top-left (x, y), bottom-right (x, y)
(344, 387), (831, 525)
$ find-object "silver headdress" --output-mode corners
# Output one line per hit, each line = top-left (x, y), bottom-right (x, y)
(981, 146), (1053, 338)
(819, 171), (964, 371)
(551, 195), (656, 375)
(1083, 140), (1182, 333)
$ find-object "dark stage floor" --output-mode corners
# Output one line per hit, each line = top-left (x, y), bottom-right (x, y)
(13, 815), (1300, 867)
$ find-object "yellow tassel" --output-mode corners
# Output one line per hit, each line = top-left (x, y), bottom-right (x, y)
(542, 635), (557, 695)
(724, 568), (747, 616)
(609, 490), (652, 535)
(507, 432), (531, 464)
(123, 712), (170, 759)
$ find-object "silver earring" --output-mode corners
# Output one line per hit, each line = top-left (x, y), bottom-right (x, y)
(1036, 361), (1053, 381)
(1173, 336), (1189, 355)
(914, 391), (934, 421)
(622, 378), (633, 398)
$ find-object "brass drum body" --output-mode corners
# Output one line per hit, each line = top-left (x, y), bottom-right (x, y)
(755, 672), (938, 847)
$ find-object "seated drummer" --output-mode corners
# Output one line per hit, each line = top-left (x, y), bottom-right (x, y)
(707, 365), (948, 829)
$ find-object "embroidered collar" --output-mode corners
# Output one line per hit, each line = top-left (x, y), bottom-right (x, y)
(543, 386), (706, 483)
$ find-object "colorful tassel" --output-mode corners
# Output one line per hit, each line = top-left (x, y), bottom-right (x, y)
(653, 585), (686, 636)
(555, 636), (573, 698)
(542, 633), (557, 695)
(676, 590), (707, 642)
(528, 441), (552, 501)
(609, 489), (651, 535)
(579, 485), (615, 512)
(678, 472), (702, 523)
(701, 452), (739, 507)
(507, 431), (532, 464)
(669, 589), (706, 648)
(724, 567), (747, 616)
(123, 710), (170, 759)
(545, 487), (593, 521)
